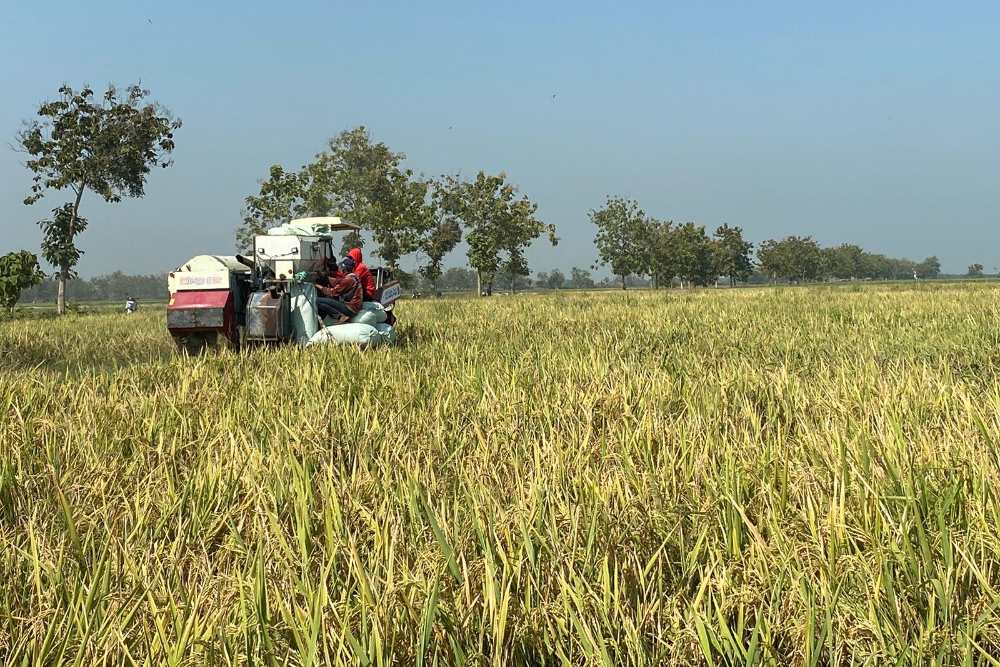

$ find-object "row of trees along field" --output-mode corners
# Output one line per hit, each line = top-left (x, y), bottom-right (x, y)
(238, 128), (557, 296)
(591, 195), (944, 288)
(18, 272), (166, 304)
(4, 82), (564, 311)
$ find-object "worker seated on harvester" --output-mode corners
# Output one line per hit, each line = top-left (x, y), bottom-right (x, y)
(347, 248), (376, 300)
(315, 256), (363, 324)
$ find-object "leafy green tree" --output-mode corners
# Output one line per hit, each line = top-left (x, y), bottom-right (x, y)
(37, 203), (88, 290)
(915, 256), (941, 279)
(239, 127), (434, 269)
(0, 251), (45, 313)
(591, 196), (649, 289)
(439, 267), (477, 291)
(569, 266), (595, 289)
(438, 172), (555, 295)
(672, 223), (716, 287)
(712, 224), (753, 286)
(756, 239), (782, 282)
(19, 84), (179, 314)
(501, 249), (531, 294)
(968, 263), (985, 277)
(546, 269), (565, 290)
(418, 211), (462, 290)
(311, 127), (433, 270)
(758, 236), (823, 282)
(238, 165), (312, 251)
(646, 220), (677, 288)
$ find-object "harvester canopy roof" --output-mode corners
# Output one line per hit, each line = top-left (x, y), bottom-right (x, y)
(175, 255), (251, 273)
(268, 217), (360, 237)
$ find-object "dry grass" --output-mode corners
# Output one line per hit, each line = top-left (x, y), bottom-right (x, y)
(3, 283), (1000, 665)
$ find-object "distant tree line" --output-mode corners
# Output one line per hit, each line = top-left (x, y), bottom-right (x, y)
(19, 272), (166, 303)
(758, 238), (940, 283)
(591, 195), (944, 288)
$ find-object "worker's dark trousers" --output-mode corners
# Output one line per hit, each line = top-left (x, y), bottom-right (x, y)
(317, 297), (356, 320)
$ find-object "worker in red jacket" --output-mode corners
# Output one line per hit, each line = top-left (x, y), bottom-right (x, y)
(316, 257), (363, 322)
(347, 248), (377, 300)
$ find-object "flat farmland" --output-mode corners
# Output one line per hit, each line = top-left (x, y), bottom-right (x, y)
(4, 283), (1000, 665)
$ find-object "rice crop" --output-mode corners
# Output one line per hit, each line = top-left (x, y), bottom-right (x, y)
(4, 283), (1000, 665)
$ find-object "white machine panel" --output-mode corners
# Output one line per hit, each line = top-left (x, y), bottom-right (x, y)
(255, 235), (332, 279)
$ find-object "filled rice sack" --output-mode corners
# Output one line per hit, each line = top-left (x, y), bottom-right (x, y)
(350, 301), (387, 326)
(373, 322), (396, 344)
(307, 322), (381, 347)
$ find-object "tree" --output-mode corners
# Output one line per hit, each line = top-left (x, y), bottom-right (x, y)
(311, 127), (433, 270)
(713, 224), (753, 286)
(569, 266), (595, 289)
(239, 127), (434, 269)
(915, 256), (941, 279)
(546, 269), (565, 290)
(645, 220), (680, 288)
(501, 249), (531, 293)
(19, 84), (180, 314)
(37, 203), (88, 291)
(591, 196), (648, 289)
(672, 223), (716, 287)
(418, 212), (462, 290)
(0, 251), (45, 313)
(757, 236), (822, 283)
(238, 165), (312, 251)
(968, 263), (985, 277)
(438, 172), (556, 295)
(439, 267), (477, 291)
(415, 182), (464, 290)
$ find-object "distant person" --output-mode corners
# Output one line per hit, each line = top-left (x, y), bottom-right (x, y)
(347, 248), (377, 300)
(125, 296), (138, 314)
(316, 257), (362, 322)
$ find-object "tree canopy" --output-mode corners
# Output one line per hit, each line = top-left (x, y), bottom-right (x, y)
(437, 172), (556, 295)
(713, 224), (754, 286)
(0, 251), (45, 313)
(18, 84), (179, 314)
(591, 196), (649, 289)
(239, 128), (436, 269)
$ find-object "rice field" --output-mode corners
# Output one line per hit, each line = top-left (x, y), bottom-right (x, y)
(4, 283), (1000, 665)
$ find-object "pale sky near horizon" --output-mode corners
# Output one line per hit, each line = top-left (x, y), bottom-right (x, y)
(1, 1), (998, 277)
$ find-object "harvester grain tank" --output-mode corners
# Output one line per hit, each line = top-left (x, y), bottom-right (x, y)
(166, 217), (400, 353)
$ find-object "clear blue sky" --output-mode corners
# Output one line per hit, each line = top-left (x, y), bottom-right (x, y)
(2, 0), (998, 276)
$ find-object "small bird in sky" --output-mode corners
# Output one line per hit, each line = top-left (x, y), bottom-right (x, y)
(147, 18), (153, 24)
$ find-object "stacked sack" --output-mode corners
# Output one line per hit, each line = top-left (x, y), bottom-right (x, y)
(307, 302), (396, 347)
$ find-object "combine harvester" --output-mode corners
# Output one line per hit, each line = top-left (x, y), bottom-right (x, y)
(166, 217), (400, 353)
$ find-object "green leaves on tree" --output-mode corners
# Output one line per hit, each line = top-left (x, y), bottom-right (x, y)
(18, 84), (180, 314)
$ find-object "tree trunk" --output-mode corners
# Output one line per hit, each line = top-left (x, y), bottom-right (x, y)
(58, 184), (86, 316)
(620, 274), (626, 290)
(476, 271), (482, 296)
(57, 268), (68, 315)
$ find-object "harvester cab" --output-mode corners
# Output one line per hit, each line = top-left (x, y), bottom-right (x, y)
(167, 217), (400, 353)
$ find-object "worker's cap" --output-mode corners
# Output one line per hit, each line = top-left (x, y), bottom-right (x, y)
(340, 256), (356, 272)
